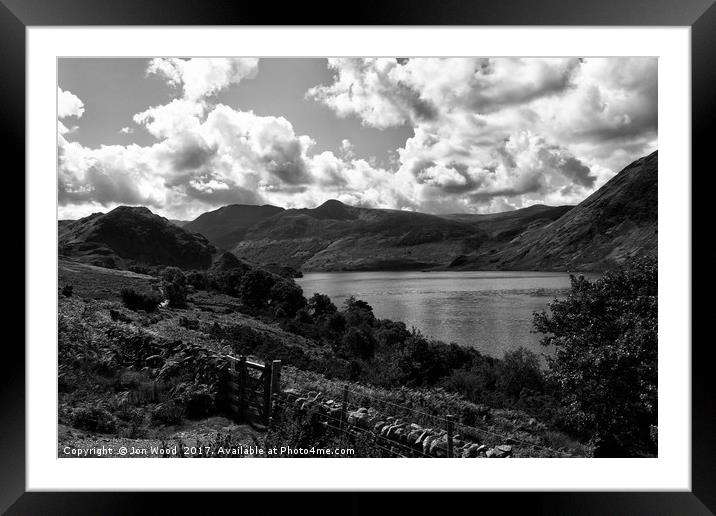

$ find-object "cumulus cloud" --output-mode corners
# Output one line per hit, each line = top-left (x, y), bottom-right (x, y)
(147, 58), (259, 100)
(58, 57), (657, 219)
(307, 58), (438, 129)
(58, 87), (85, 119)
(308, 57), (655, 212)
(58, 90), (415, 219)
(307, 58), (580, 129)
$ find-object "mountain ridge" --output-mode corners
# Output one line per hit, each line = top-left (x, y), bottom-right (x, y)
(57, 151), (657, 273)
(448, 150), (658, 271)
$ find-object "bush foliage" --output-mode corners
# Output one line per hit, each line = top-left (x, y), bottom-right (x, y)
(161, 266), (188, 308)
(120, 288), (161, 312)
(534, 257), (657, 457)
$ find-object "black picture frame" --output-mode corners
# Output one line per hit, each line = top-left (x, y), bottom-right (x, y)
(4, 0), (712, 513)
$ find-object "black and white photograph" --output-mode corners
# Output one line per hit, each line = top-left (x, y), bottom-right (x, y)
(56, 56), (658, 460)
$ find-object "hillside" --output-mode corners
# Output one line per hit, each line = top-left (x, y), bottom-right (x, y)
(230, 200), (488, 271)
(228, 200), (574, 272)
(57, 258), (588, 458)
(450, 151), (658, 271)
(183, 204), (284, 250)
(58, 206), (217, 270)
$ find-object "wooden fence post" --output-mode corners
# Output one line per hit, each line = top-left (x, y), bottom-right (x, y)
(262, 363), (272, 426)
(270, 360), (282, 400)
(446, 415), (455, 458)
(269, 360), (282, 426)
(338, 385), (348, 441)
(229, 358), (238, 420)
(238, 355), (246, 422)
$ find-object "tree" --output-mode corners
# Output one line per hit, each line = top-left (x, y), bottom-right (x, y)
(342, 296), (375, 327)
(533, 257), (657, 457)
(239, 269), (275, 309)
(307, 293), (337, 319)
(269, 280), (306, 317)
(339, 327), (376, 360)
(495, 347), (544, 398)
(161, 266), (188, 308)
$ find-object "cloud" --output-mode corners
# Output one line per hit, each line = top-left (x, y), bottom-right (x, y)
(58, 87), (85, 119)
(307, 58), (579, 129)
(306, 57), (655, 212)
(120, 126), (134, 134)
(147, 58), (259, 100)
(58, 57), (657, 219)
(58, 89), (417, 219)
(307, 58), (438, 129)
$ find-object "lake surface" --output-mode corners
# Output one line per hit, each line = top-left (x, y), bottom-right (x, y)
(297, 270), (598, 359)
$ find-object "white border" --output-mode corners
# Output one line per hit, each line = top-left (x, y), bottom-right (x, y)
(27, 27), (691, 491)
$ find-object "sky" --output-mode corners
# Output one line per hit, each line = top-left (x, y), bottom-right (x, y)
(58, 57), (657, 220)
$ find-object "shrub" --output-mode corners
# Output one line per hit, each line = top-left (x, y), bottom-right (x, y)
(161, 266), (188, 308)
(120, 288), (161, 312)
(269, 280), (306, 317)
(323, 312), (346, 335)
(150, 400), (184, 426)
(186, 270), (208, 290)
(182, 386), (215, 420)
(239, 269), (275, 308)
(71, 405), (118, 433)
(61, 285), (73, 297)
(342, 296), (375, 327)
(339, 327), (376, 360)
(534, 256), (657, 457)
(208, 270), (244, 297)
(307, 293), (337, 319)
(495, 348), (544, 399)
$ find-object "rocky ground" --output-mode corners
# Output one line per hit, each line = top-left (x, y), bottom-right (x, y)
(59, 417), (260, 458)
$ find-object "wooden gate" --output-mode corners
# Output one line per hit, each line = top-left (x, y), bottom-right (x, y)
(227, 356), (281, 428)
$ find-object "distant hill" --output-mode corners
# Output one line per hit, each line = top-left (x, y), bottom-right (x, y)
(183, 204), (284, 250)
(229, 200), (571, 271)
(169, 219), (190, 227)
(58, 206), (217, 270)
(450, 151), (658, 271)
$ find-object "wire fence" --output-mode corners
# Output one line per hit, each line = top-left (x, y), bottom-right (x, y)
(275, 385), (572, 458)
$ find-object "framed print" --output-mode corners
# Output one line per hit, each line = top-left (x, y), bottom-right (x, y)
(5, 0), (713, 512)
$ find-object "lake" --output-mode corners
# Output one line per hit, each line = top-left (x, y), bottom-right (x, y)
(296, 270), (598, 359)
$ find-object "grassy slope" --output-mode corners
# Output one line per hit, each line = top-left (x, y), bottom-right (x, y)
(58, 259), (587, 457)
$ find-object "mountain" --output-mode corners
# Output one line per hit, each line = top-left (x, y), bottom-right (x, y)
(449, 151), (658, 271)
(183, 204), (284, 250)
(440, 204), (574, 240)
(230, 200), (486, 271)
(229, 200), (569, 271)
(169, 219), (190, 227)
(58, 206), (217, 270)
